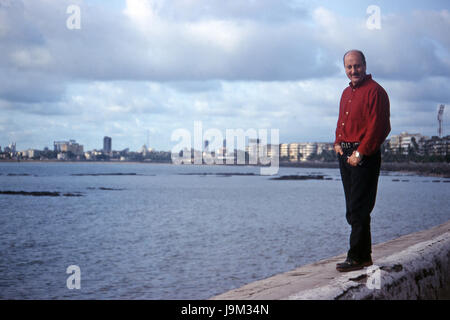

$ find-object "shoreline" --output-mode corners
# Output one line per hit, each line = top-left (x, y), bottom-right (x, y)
(279, 161), (450, 178)
(211, 220), (450, 300)
(1, 159), (449, 178)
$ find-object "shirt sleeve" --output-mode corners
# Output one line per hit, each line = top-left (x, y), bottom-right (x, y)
(334, 90), (346, 145)
(357, 87), (391, 156)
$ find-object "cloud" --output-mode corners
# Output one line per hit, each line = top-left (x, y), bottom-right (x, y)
(385, 77), (450, 104)
(1, 1), (449, 150)
(1, 0), (338, 82)
(311, 7), (450, 81)
(120, 0), (338, 81)
(124, 0), (308, 23)
(2, 1), (449, 84)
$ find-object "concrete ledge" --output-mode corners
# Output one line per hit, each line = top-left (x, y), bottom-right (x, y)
(211, 220), (450, 300)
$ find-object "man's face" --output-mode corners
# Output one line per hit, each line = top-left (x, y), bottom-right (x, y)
(344, 52), (366, 86)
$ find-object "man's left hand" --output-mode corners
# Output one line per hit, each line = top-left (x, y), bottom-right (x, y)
(347, 151), (362, 167)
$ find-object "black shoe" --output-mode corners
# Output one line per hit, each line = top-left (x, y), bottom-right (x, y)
(361, 258), (373, 267)
(336, 257), (352, 268)
(336, 257), (373, 268)
(336, 258), (366, 272)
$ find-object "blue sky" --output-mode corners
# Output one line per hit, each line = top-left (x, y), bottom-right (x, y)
(307, 0), (449, 15)
(1, 0), (449, 152)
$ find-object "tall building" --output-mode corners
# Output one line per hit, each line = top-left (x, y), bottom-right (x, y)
(103, 136), (112, 154)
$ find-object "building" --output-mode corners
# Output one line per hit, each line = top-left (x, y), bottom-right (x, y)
(140, 145), (148, 156)
(288, 143), (299, 162)
(298, 143), (318, 162)
(388, 132), (425, 155)
(279, 142), (335, 162)
(246, 138), (260, 164)
(385, 132), (450, 157)
(22, 149), (41, 159)
(266, 144), (279, 159)
(317, 143), (334, 154)
(103, 136), (112, 154)
(6, 142), (16, 154)
(280, 144), (289, 160)
(53, 140), (84, 156)
(215, 139), (230, 163)
(424, 135), (450, 156)
(84, 149), (103, 160)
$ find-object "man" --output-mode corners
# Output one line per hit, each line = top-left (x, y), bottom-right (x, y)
(334, 50), (391, 272)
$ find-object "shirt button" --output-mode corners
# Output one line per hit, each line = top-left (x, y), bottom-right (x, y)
(339, 134), (342, 137)
(348, 100), (352, 103)
(352, 89), (355, 92)
(345, 111), (349, 115)
(342, 123), (345, 126)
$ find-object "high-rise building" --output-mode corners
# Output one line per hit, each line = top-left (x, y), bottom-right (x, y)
(103, 136), (112, 154)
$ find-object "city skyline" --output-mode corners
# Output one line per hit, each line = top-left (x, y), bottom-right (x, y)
(1, 128), (448, 155)
(1, 0), (449, 151)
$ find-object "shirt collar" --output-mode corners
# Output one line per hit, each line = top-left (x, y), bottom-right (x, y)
(349, 74), (372, 89)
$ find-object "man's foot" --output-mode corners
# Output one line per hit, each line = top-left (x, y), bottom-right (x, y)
(336, 257), (373, 267)
(361, 258), (373, 267)
(336, 258), (372, 272)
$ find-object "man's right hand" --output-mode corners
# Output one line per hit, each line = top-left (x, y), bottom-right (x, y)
(334, 144), (344, 156)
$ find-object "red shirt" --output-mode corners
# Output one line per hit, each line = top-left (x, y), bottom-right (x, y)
(334, 74), (391, 156)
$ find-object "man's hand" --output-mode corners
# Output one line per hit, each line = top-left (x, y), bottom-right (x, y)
(347, 151), (362, 167)
(334, 144), (344, 156)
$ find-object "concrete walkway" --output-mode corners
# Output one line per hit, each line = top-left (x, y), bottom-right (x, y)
(211, 220), (450, 300)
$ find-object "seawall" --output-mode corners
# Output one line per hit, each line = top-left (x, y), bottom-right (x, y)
(211, 220), (450, 300)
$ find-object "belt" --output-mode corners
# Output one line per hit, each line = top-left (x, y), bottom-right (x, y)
(340, 142), (360, 149)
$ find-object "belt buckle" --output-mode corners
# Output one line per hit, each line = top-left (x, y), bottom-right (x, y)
(341, 142), (359, 149)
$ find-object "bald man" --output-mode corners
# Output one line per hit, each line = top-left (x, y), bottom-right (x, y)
(334, 50), (391, 272)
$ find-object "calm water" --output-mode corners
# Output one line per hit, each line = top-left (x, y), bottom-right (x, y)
(0, 162), (449, 299)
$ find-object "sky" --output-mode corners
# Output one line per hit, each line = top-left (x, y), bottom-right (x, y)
(1, 0), (449, 152)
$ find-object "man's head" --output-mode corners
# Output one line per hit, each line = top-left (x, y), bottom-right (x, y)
(343, 50), (367, 87)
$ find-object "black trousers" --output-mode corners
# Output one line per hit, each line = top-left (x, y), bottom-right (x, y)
(338, 148), (381, 262)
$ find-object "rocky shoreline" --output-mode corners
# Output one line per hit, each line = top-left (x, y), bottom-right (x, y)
(279, 161), (450, 178)
(379, 162), (450, 178)
(0, 190), (83, 197)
